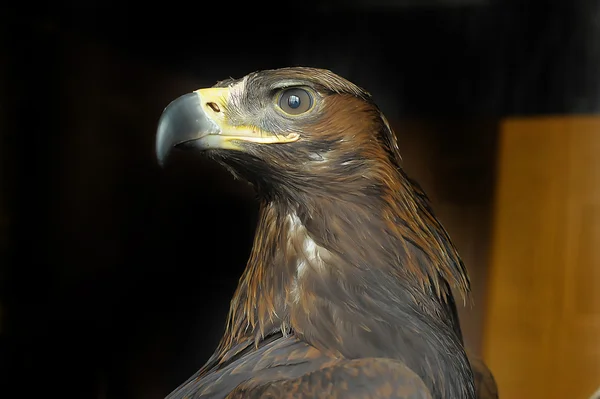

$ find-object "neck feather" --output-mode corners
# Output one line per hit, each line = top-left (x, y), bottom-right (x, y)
(215, 164), (474, 398)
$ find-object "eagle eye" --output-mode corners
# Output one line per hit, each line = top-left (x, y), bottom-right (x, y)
(278, 88), (313, 115)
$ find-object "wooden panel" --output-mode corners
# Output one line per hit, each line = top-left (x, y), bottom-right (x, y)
(483, 117), (600, 399)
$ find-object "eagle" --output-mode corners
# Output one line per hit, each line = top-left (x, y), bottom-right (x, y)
(156, 67), (498, 399)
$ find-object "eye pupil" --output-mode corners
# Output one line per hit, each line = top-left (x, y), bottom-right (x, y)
(278, 88), (313, 115)
(287, 95), (301, 109)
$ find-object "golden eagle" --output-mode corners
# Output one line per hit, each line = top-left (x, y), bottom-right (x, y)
(156, 67), (498, 399)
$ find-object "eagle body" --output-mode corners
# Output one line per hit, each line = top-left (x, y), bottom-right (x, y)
(156, 68), (497, 399)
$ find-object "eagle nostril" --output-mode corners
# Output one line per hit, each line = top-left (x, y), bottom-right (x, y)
(207, 102), (221, 113)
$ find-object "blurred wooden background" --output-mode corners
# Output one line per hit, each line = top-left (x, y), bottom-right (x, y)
(484, 117), (600, 399)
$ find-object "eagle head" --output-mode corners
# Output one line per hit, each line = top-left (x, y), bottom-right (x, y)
(156, 67), (401, 203)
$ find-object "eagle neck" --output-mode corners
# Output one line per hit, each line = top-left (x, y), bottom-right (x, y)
(220, 190), (474, 398)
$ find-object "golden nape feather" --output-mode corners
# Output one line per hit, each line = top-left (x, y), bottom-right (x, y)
(156, 67), (498, 399)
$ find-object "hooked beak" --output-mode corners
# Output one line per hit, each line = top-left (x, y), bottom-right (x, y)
(155, 87), (300, 166)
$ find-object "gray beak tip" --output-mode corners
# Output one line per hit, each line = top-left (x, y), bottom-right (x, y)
(155, 107), (174, 168)
(155, 92), (214, 167)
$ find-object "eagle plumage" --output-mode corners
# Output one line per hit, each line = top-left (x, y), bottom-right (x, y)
(156, 67), (498, 399)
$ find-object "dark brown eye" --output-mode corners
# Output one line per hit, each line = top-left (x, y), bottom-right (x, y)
(278, 88), (313, 115)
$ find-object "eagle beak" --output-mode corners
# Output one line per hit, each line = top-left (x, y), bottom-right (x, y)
(156, 87), (300, 166)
